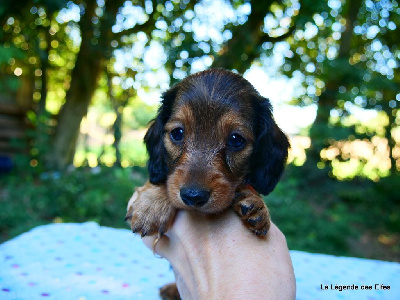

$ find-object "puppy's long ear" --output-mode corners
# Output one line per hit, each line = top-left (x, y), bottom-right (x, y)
(144, 87), (177, 184)
(246, 96), (290, 195)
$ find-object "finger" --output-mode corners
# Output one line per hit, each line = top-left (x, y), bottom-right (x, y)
(142, 234), (157, 250)
(142, 233), (170, 258)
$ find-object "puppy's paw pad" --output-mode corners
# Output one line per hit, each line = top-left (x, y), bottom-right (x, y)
(247, 215), (262, 227)
(246, 208), (270, 236)
(254, 228), (269, 236)
(240, 203), (255, 216)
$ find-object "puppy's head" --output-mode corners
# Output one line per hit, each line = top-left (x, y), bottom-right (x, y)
(144, 69), (289, 213)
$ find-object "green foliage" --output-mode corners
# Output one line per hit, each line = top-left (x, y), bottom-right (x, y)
(268, 170), (354, 256)
(1, 165), (399, 260)
(119, 139), (148, 166)
(8, 110), (55, 175)
(280, 0), (400, 177)
(372, 175), (400, 232)
(266, 165), (400, 259)
(128, 100), (157, 129)
(0, 44), (24, 92)
(74, 135), (148, 167)
(0, 167), (147, 242)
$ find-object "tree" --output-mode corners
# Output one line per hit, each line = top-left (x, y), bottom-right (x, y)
(51, 0), (299, 167)
(50, 0), (124, 168)
(0, 0), (72, 169)
(158, 0), (302, 82)
(106, 69), (136, 167)
(280, 0), (399, 176)
(4, 0), (397, 175)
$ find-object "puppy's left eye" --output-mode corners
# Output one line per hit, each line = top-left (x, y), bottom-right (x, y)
(227, 133), (246, 151)
(170, 127), (184, 143)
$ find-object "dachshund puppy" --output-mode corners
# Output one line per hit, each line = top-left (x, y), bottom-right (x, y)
(126, 69), (289, 299)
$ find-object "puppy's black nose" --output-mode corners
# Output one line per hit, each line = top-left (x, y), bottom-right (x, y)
(180, 187), (210, 207)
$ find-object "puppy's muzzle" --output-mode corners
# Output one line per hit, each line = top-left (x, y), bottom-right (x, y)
(180, 187), (210, 207)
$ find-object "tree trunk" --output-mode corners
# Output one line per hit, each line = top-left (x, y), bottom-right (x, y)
(51, 52), (102, 168)
(383, 89), (398, 175)
(387, 114), (397, 174)
(38, 25), (50, 116)
(49, 0), (131, 169)
(211, 0), (293, 73)
(307, 86), (337, 164)
(113, 111), (123, 167)
(305, 0), (361, 170)
(50, 0), (101, 169)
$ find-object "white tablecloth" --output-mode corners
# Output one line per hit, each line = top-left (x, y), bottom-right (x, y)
(1, 222), (399, 299)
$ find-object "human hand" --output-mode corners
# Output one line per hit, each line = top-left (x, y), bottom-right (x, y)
(142, 209), (296, 300)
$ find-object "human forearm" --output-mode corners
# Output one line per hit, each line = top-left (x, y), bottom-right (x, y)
(144, 210), (296, 299)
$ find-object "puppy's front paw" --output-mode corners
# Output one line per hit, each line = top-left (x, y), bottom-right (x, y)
(125, 182), (176, 236)
(232, 187), (271, 236)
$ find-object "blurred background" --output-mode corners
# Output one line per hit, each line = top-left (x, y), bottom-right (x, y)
(0, 0), (398, 261)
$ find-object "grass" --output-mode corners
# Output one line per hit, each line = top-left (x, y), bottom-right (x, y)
(0, 165), (399, 261)
(0, 167), (146, 241)
(268, 165), (400, 260)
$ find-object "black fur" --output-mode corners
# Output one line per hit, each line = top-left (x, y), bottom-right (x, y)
(246, 95), (290, 195)
(144, 69), (290, 195)
(144, 87), (177, 184)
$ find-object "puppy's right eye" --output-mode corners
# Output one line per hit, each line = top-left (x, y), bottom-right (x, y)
(170, 127), (184, 143)
(227, 133), (246, 151)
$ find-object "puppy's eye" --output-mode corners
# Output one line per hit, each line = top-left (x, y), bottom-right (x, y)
(227, 133), (246, 151)
(170, 127), (184, 143)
